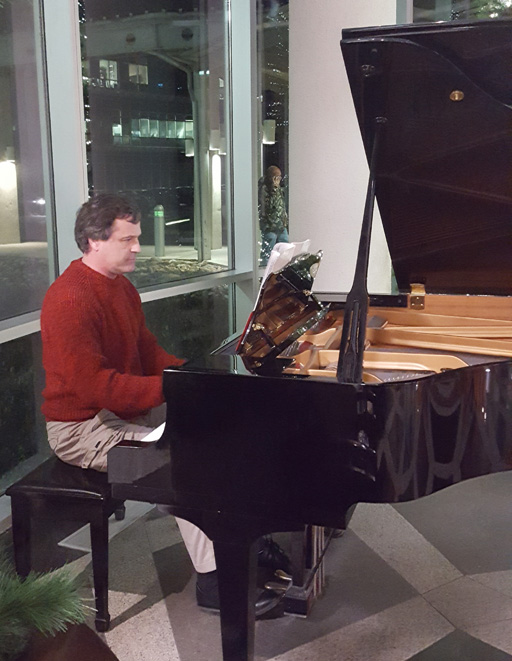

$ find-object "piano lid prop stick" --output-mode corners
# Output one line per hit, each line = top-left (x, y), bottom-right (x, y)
(337, 117), (387, 384)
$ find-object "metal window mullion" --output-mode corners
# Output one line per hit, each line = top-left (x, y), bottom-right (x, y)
(43, 0), (87, 276)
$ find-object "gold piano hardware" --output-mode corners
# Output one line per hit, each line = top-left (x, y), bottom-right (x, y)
(303, 290), (312, 296)
(252, 322), (265, 331)
(449, 89), (464, 101)
(409, 284), (425, 310)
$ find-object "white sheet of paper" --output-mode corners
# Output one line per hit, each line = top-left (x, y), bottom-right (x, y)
(139, 421), (166, 443)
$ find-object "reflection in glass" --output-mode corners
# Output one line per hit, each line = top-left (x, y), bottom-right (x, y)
(413, 0), (512, 22)
(0, 0), (52, 321)
(80, 0), (231, 288)
(256, 0), (289, 267)
(142, 286), (230, 363)
(0, 333), (48, 490)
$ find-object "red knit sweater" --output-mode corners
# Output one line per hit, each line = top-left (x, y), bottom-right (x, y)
(41, 259), (185, 422)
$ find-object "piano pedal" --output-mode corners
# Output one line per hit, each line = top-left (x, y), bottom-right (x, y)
(264, 580), (291, 594)
(274, 569), (292, 583)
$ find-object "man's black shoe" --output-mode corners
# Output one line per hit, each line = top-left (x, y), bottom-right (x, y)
(257, 536), (291, 574)
(196, 570), (283, 617)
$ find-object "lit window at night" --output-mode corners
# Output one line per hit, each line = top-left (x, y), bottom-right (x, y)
(129, 63), (148, 85)
(99, 59), (118, 87)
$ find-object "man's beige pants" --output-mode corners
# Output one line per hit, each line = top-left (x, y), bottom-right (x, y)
(46, 406), (216, 573)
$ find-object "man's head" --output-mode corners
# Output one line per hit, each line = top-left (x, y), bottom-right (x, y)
(75, 194), (141, 253)
(264, 165), (282, 188)
(76, 194), (142, 278)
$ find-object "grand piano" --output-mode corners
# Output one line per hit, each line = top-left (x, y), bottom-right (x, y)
(109, 17), (512, 661)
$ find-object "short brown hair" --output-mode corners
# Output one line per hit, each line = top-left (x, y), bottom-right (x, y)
(264, 165), (281, 187)
(75, 193), (141, 253)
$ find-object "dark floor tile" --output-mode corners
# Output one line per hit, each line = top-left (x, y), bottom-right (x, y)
(1, 518), (87, 573)
(254, 529), (418, 659)
(394, 473), (512, 575)
(153, 542), (193, 596)
(408, 629), (512, 661)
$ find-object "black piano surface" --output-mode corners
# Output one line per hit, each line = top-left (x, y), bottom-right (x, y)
(109, 353), (512, 660)
(109, 17), (512, 661)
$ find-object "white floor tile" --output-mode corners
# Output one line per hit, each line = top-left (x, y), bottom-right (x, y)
(470, 569), (512, 599)
(145, 514), (184, 554)
(349, 503), (462, 593)
(104, 598), (180, 661)
(269, 597), (453, 661)
(465, 618), (512, 655)
(424, 576), (512, 629)
(105, 590), (147, 621)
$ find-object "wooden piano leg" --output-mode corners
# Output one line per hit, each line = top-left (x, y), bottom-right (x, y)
(213, 538), (257, 661)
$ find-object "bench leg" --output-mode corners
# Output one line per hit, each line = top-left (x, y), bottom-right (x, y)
(113, 502), (125, 521)
(90, 508), (110, 632)
(10, 495), (32, 577)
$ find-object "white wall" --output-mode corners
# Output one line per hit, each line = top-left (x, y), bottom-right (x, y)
(289, 1), (396, 294)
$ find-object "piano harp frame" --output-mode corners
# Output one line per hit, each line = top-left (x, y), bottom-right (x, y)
(284, 291), (512, 383)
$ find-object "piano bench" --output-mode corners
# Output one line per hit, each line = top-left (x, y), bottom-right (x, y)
(5, 455), (126, 633)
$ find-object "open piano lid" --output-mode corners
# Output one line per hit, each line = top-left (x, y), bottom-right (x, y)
(340, 18), (512, 297)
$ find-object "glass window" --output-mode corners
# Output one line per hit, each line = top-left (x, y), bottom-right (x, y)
(131, 118), (141, 139)
(80, 0), (232, 288)
(129, 63), (148, 85)
(142, 286), (230, 362)
(140, 118), (150, 138)
(413, 0), (512, 21)
(0, 333), (49, 491)
(99, 58), (118, 87)
(175, 121), (186, 139)
(149, 119), (159, 138)
(256, 0), (289, 268)
(0, 0), (54, 322)
(112, 122), (123, 143)
(166, 120), (176, 139)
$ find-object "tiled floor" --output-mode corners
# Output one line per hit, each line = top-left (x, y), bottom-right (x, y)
(3, 471), (512, 660)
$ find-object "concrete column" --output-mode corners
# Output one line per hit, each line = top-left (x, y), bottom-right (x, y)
(289, 1), (396, 294)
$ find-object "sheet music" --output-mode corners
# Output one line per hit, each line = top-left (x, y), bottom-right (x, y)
(139, 421), (165, 443)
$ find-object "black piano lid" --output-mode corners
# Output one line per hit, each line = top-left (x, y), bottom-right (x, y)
(340, 18), (512, 297)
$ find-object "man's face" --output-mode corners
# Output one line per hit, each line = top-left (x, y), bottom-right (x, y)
(88, 217), (141, 278)
(272, 171), (282, 188)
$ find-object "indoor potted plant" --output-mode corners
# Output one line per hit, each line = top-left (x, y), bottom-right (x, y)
(0, 549), (90, 661)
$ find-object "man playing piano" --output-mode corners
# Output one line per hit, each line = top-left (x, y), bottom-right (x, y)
(39, 193), (285, 615)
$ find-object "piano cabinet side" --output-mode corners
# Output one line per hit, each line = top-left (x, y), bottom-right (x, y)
(415, 293), (512, 321)
(369, 359), (512, 502)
